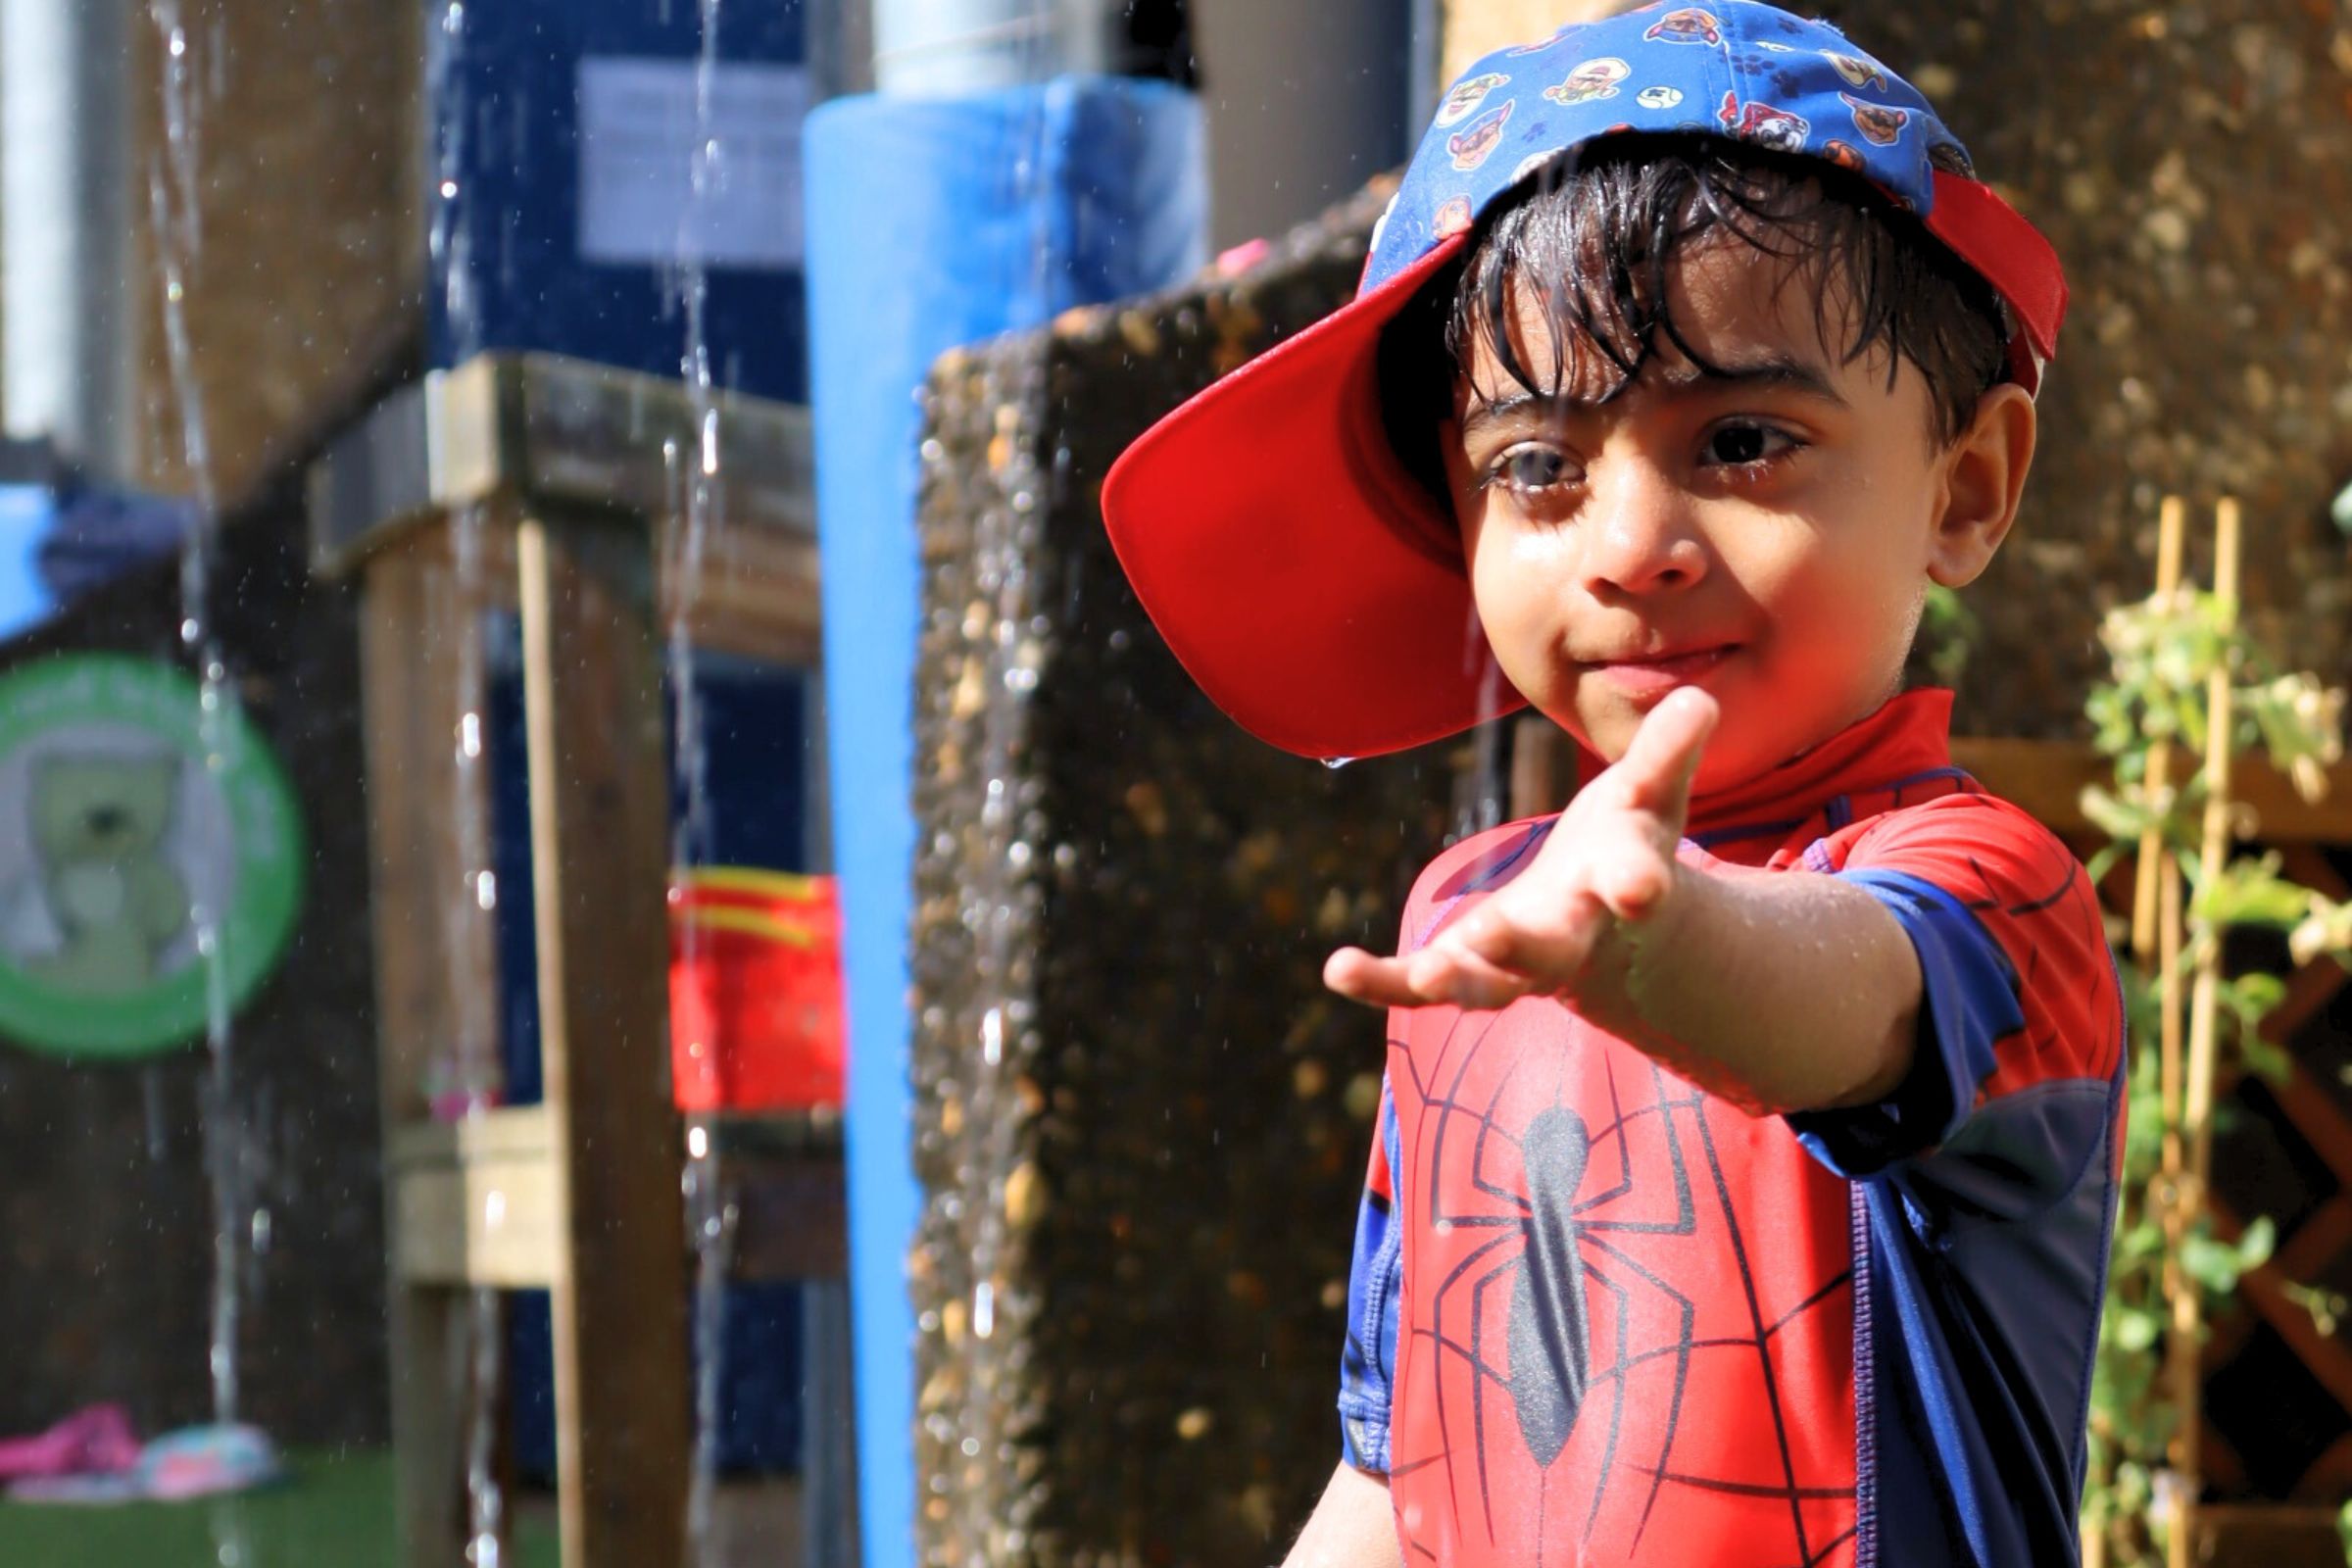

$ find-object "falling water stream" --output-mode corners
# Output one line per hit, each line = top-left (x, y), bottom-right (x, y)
(426, 5), (511, 1564)
(672, 5), (735, 1563)
(144, 3), (255, 1562)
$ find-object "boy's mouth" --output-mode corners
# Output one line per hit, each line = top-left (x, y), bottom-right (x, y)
(1582, 644), (1737, 698)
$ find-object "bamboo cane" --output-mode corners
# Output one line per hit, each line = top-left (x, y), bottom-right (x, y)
(2171, 496), (2242, 1568)
(2135, 497), (2185, 1152)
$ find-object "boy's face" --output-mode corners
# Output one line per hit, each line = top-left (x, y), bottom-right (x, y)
(1443, 234), (2031, 793)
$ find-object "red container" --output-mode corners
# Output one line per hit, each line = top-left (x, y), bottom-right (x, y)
(668, 868), (846, 1112)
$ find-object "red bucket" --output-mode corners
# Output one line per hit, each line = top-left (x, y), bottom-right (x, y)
(668, 868), (845, 1113)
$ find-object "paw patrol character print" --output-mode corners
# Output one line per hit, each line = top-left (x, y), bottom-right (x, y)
(1928, 140), (1976, 177)
(1543, 57), (1629, 107)
(1433, 195), (1476, 237)
(1840, 92), (1908, 145)
(1447, 100), (1514, 171)
(1636, 84), (1684, 109)
(1823, 50), (1889, 91)
(1821, 139), (1865, 172)
(1717, 91), (1809, 154)
(1642, 8), (1721, 45)
(1436, 73), (1509, 126)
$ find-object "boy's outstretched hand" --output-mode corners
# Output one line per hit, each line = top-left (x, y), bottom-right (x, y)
(1324, 687), (1719, 1014)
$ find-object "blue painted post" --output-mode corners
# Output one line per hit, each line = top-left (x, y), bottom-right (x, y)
(803, 77), (1204, 1568)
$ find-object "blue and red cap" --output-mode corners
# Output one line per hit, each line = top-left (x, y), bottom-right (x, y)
(1102, 1), (2068, 760)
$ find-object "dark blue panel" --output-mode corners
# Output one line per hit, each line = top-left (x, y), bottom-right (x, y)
(425, 0), (809, 401)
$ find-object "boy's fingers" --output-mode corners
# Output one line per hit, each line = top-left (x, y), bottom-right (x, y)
(1457, 890), (1609, 982)
(1608, 688), (1718, 816)
(1324, 943), (1538, 1011)
(1323, 947), (1423, 1008)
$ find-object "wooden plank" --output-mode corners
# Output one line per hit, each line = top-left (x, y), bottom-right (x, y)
(516, 508), (689, 1568)
(2195, 1503), (2348, 1567)
(387, 1103), (557, 1168)
(360, 528), (507, 1568)
(389, 1106), (563, 1290)
(1950, 736), (2352, 845)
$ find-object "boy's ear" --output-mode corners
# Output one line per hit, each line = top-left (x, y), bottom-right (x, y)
(1926, 382), (2037, 589)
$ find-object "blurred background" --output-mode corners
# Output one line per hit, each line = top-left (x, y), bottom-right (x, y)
(0, 2), (2348, 1566)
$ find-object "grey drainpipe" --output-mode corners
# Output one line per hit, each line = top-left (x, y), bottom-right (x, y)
(1, 0), (136, 480)
(871, 0), (1119, 96)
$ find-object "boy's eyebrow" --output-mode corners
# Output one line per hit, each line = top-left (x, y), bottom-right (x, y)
(1458, 354), (1849, 440)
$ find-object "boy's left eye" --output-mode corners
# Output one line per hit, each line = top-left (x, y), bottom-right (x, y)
(1698, 422), (1799, 468)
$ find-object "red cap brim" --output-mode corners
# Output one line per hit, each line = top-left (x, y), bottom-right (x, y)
(1102, 235), (1526, 760)
(1104, 173), (2065, 761)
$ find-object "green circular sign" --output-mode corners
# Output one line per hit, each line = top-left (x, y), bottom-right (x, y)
(0, 655), (303, 1060)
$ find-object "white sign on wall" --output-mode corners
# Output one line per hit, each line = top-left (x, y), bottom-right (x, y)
(577, 57), (810, 271)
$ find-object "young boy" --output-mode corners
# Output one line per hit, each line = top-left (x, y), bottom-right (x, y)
(1102, 4), (2118, 1566)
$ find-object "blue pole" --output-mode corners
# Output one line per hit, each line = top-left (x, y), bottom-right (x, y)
(804, 77), (1202, 1568)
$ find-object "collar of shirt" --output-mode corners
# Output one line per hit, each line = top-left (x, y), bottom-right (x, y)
(1567, 686), (1960, 847)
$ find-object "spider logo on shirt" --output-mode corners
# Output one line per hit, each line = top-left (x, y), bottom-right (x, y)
(1415, 1054), (1700, 1546)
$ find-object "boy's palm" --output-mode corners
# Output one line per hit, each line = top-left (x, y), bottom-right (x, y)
(1324, 688), (1719, 1012)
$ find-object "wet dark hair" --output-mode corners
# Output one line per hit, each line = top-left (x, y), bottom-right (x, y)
(1379, 134), (2012, 501)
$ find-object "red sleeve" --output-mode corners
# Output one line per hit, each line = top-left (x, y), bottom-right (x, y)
(1837, 793), (2123, 1098)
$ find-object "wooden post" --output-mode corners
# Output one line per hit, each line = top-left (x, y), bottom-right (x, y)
(358, 526), (512, 1568)
(517, 508), (691, 1567)
(320, 353), (822, 1568)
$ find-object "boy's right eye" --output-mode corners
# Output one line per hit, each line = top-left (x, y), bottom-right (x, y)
(1486, 445), (1576, 496)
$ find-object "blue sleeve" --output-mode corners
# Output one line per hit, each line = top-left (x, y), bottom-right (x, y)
(1337, 1083), (1402, 1473)
(1785, 867), (2022, 1179)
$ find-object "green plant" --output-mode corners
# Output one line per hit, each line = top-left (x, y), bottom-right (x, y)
(2078, 579), (2352, 1568)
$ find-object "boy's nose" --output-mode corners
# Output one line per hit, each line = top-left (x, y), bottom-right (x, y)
(1579, 466), (1707, 598)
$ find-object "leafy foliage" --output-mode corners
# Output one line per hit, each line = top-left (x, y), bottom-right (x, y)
(2076, 584), (2352, 1566)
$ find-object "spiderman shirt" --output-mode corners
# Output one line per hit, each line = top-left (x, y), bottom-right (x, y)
(1339, 689), (2126, 1568)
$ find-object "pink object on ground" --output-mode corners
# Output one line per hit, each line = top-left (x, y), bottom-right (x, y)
(0, 1404), (140, 1482)
(9, 1423), (283, 1504)
(1213, 237), (1270, 276)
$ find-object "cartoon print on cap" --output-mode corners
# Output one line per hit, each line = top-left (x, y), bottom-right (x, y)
(1928, 140), (1976, 176)
(1636, 84), (1685, 109)
(1543, 57), (1630, 107)
(1447, 101), (1514, 171)
(1433, 195), (1475, 237)
(1642, 8), (1721, 45)
(1821, 139), (1865, 172)
(1717, 90), (1809, 154)
(1436, 73), (1510, 126)
(1823, 50), (1889, 90)
(1841, 92), (1908, 146)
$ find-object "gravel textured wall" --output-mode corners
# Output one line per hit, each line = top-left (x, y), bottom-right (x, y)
(906, 182), (1460, 1568)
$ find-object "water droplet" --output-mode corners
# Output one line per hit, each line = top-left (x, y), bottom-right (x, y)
(1323, 756), (1356, 770)
(981, 1007), (1004, 1065)
(687, 1124), (709, 1160)
(972, 1282), (995, 1339)
(459, 711), (482, 759)
(475, 869), (498, 910)
(440, 178), (460, 200)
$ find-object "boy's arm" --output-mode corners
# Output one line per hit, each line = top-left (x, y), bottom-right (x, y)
(1281, 1463), (1402, 1568)
(1325, 689), (1919, 1117)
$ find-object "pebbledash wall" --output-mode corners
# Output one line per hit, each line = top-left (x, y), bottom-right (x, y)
(1441, 0), (2352, 739)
